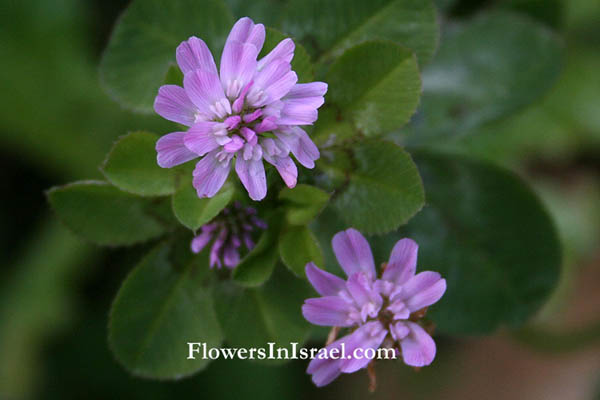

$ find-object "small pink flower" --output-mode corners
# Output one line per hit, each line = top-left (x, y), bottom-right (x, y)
(302, 229), (447, 387)
(190, 202), (266, 269)
(154, 17), (327, 201)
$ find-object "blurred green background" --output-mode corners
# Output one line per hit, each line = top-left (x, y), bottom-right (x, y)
(1, 0), (599, 398)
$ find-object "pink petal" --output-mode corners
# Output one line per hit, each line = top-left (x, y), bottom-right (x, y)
(183, 69), (230, 118)
(339, 321), (387, 373)
(263, 71), (297, 104)
(257, 38), (295, 71)
(223, 135), (244, 153)
(225, 17), (265, 51)
(192, 151), (231, 198)
(155, 131), (197, 168)
(210, 228), (227, 268)
(153, 85), (197, 126)
(220, 41), (259, 98)
(283, 82), (328, 109)
(306, 344), (343, 387)
(184, 121), (221, 156)
(176, 36), (218, 75)
(401, 271), (447, 312)
(305, 262), (346, 296)
(332, 229), (376, 279)
(254, 117), (278, 133)
(251, 60), (297, 105)
(191, 230), (213, 253)
(389, 321), (410, 341)
(235, 154), (267, 201)
(382, 238), (418, 285)
(263, 154), (297, 188)
(400, 322), (436, 367)
(278, 101), (318, 125)
(345, 272), (382, 313)
(276, 127), (320, 169)
(302, 296), (354, 327)
(223, 244), (241, 268)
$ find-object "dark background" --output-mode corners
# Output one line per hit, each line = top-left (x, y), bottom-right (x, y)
(1, 0), (599, 398)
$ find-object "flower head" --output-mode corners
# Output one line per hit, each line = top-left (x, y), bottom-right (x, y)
(154, 17), (327, 201)
(302, 228), (446, 387)
(190, 202), (266, 269)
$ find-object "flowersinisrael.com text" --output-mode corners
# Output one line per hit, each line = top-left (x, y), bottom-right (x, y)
(187, 342), (397, 361)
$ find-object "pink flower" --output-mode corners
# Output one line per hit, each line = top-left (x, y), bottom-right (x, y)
(190, 202), (266, 269)
(302, 229), (447, 387)
(154, 17), (327, 201)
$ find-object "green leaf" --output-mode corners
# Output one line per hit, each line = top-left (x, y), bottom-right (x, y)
(172, 182), (234, 231)
(326, 41), (421, 137)
(47, 181), (167, 246)
(278, 184), (330, 225)
(371, 151), (561, 334)
(101, 131), (179, 196)
(0, 219), (92, 397)
(261, 27), (314, 83)
(434, 0), (458, 12)
(407, 11), (563, 143)
(223, 0), (285, 26)
(279, 226), (323, 277)
(109, 243), (222, 379)
(325, 140), (425, 235)
(500, 0), (563, 28)
(232, 215), (282, 287)
(100, 0), (233, 112)
(215, 266), (311, 350)
(163, 64), (184, 86)
(279, 0), (439, 64)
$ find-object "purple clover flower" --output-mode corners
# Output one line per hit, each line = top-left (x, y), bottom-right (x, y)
(190, 202), (266, 269)
(302, 229), (447, 387)
(154, 17), (327, 201)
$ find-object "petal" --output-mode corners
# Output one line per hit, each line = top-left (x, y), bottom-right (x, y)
(223, 244), (241, 268)
(176, 36), (218, 75)
(346, 272), (382, 309)
(251, 60), (297, 105)
(276, 127), (320, 169)
(263, 154), (297, 188)
(184, 121), (222, 156)
(389, 321), (410, 341)
(257, 38), (294, 71)
(332, 229), (376, 278)
(155, 132), (197, 168)
(401, 271), (447, 312)
(235, 155), (267, 201)
(306, 344), (343, 387)
(153, 85), (197, 126)
(183, 69), (229, 118)
(190, 230), (213, 253)
(400, 322), (436, 367)
(253, 59), (291, 90)
(209, 228), (227, 268)
(339, 321), (387, 373)
(382, 238), (418, 285)
(254, 117), (278, 133)
(264, 71), (297, 104)
(226, 17), (265, 51)
(283, 82), (328, 109)
(305, 262), (346, 296)
(286, 82), (328, 98)
(302, 297), (354, 327)
(220, 39), (260, 98)
(223, 135), (244, 153)
(278, 101), (319, 125)
(386, 300), (410, 320)
(192, 151), (231, 198)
